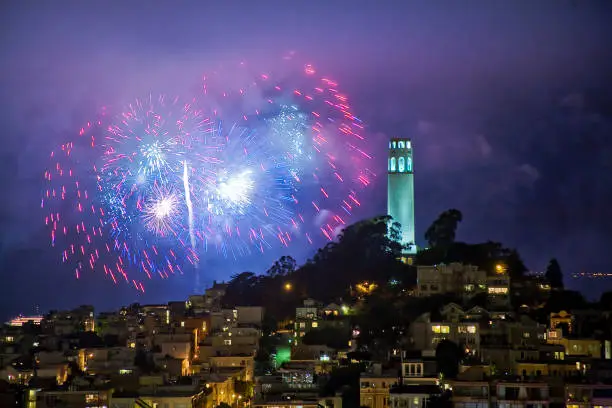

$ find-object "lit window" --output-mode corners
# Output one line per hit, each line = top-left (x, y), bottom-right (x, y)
(224, 339), (232, 346)
(406, 157), (412, 172)
(85, 394), (98, 404)
(458, 325), (476, 334)
(300, 322), (306, 328)
(392, 141), (397, 149)
(312, 322), (318, 328)
(441, 326), (450, 334)
(398, 157), (405, 172)
(488, 287), (508, 294)
(390, 157), (396, 172)
(432, 325), (441, 334)
(181, 321), (185, 327)
(398, 141), (405, 149)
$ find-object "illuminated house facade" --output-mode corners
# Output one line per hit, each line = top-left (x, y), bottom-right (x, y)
(387, 138), (416, 255)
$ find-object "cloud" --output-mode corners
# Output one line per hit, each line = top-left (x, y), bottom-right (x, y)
(560, 92), (585, 109)
(476, 135), (492, 158)
(517, 163), (540, 183)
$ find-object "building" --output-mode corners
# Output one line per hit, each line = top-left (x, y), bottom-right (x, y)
(449, 380), (490, 408)
(486, 266), (511, 309)
(493, 379), (550, 407)
(28, 387), (113, 408)
(389, 384), (442, 408)
(359, 372), (395, 408)
(387, 138), (416, 256)
(549, 310), (573, 334)
(416, 264), (487, 298)
(408, 304), (484, 355)
(546, 328), (602, 358)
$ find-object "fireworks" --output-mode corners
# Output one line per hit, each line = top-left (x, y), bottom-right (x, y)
(42, 60), (374, 290)
(142, 186), (180, 236)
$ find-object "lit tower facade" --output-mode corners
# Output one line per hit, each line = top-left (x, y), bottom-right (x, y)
(387, 138), (416, 255)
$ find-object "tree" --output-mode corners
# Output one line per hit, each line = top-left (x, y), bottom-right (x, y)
(425, 209), (462, 249)
(266, 256), (297, 277)
(600, 291), (612, 310)
(435, 340), (463, 379)
(545, 258), (564, 290)
(134, 350), (155, 374)
(302, 327), (352, 350)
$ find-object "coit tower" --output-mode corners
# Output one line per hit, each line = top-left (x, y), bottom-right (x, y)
(387, 138), (416, 255)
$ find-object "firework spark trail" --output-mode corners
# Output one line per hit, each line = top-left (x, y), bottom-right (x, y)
(183, 160), (196, 257)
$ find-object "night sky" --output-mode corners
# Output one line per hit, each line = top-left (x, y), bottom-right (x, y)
(1, 1), (611, 319)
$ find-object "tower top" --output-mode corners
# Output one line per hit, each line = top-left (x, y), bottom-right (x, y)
(388, 138), (412, 150)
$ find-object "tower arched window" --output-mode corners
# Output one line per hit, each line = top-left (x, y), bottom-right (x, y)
(390, 157), (396, 172)
(392, 141), (397, 149)
(398, 141), (405, 149)
(398, 157), (405, 172)
(406, 157), (412, 172)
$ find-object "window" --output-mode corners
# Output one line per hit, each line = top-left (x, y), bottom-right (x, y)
(398, 141), (405, 149)
(224, 339), (232, 346)
(392, 141), (397, 149)
(398, 157), (405, 172)
(85, 394), (98, 404)
(299, 322), (306, 328)
(390, 157), (396, 172)
(458, 325), (477, 334)
(432, 325), (450, 334)
(488, 287), (508, 294)
(312, 322), (318, 328)
(406, 157), (412, 172)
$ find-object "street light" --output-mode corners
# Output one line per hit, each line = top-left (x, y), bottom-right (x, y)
(284, 282), (292, 291)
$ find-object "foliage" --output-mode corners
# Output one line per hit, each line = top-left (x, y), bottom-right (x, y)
(435, 340), (463, 379)
(545, 258), (564, 289)
(543, 290), (588, 313)
(600, 291), (612, 310)
(302, 327), (352, 350)
(134, 349), (156, 374)
(418, 240), (527, 279)
(424, 209), (462, 248)
(354, 288), (459, 356)
(222, 215), (413, 321)
(320, 363), (365, 407)
(220, 209), (536, 359)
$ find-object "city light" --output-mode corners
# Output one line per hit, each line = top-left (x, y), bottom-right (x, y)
(356, 281), (377, 295)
